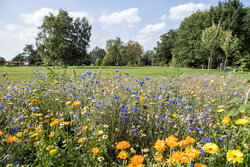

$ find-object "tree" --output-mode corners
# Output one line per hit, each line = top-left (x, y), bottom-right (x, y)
(172, 11), (211, 67)
(124, 40), (143, 66)
(36, 10), (91, 68)
(102, 37), (125, 66)
(22, 44), (42, 65)
(201, 23), (222, 72)
(0, 57), (6, 65)
(219, 30), (240, 71)
(153, 30), (177, 66)
(89, 47), (106, 65)
(141, 50), (153, 66)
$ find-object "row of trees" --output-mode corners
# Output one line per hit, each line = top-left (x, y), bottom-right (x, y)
(8, 0), (249, 69)
(154, 0), (249, 69)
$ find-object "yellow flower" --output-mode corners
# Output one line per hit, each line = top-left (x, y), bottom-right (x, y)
(203, 143), (219, 154)
(130, 155), (144, 166)
(78, 138), (85, 143)
(65, 101), (71, 105)
(194, 163), (207, 167)
(97, 130), (104, 135)
(212, 99), (215, 103)
(71, 100), (82, 107)
(154, 139), (166, 152)
(210, 80), (215, 84)
(217, 109), (224, 113)
(0, 131), (3, 136)
(226, 149), (244, 163)
(92, 147), (100, 154)
(30, 132), (39, 138)
(240, 110), (245, 114)
(235, 119), (248, 125)
(172, 114), (178, 118)
(16, 132), (23, 138)
(49, 149), (58, 155)
(222, 116), (231, 125)
(116, 141), (131, 150)
(118, 150), (129, 159)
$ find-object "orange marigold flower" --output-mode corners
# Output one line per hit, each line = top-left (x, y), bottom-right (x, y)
(92, 147), (100, 154)
(30, 99), (38, 104)
(194, 163), (207, 167)
(166, 140), (178, 148)
(0, 131), (3, 136)
(81, 125), (87, 131)
(118, 150), (129, 159)
(116, 141), (131, 150)
(154, 139), (166, 152)
(139, 96), (145, 102)
(165, 135), (178, 142)
(171, 151), (185, 163)
(50, 119), (60, 126)
(71, 100), (82, 107)
(155, 154), (164, 162)
(185, 136), (195, 144)
(185, 146), (200, 159)
(64, 121), (70, 125)
(180, 155), (191, 164)
(6, 136), (18, 143)
(48, 132), (55, 138)
(33, 141), (38, 147)
(131, 155), (144, 166)
(127, 164), (135, 167)
(178, 140), (187, 147)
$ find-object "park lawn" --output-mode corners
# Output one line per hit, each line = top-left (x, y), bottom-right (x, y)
(0, 66), (236, 84)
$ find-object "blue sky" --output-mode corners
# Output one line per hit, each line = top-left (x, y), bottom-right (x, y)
(0, 0), (249, 60)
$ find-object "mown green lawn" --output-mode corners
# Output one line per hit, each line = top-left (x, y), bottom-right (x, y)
(0, 66), (238, 84)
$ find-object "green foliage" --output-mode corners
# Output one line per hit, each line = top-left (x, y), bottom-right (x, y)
(22, 44), (42, 65)
(36, 10), (91, 68)
(89, 46), (106, 65)
(12, 54), (26, 62)
(0, 57), (6, 65)
(124, 40), (143, 66)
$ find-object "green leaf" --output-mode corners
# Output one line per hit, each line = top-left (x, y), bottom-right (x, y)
(233, 86), (244, 91)
(228, 97), (241, 104)
(239, 104), (249, 111)
(227, 108), (239, 116)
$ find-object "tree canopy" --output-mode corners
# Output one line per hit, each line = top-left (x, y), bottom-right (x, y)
(36, 10), (91, 67)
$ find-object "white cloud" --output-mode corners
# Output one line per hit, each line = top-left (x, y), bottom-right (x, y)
(136, 22), (166, 50)
(20, 8), (58, 26)
(1, 8), (93, 60)
(169, 2), (209, 20)
(20, 8), (93, 26)
(139, 22), (166, 34)
(99, 8), (141, 26)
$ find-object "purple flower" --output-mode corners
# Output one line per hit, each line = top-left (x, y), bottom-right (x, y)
(199, 149), (205, 154)
(132, 129), (137, 133)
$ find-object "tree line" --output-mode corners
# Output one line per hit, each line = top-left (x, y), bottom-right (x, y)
(2, 0), (249, 69)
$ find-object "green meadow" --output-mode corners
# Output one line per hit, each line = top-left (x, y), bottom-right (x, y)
(0, 66), (236, 84)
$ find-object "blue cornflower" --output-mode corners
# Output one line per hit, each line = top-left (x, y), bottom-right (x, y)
(133, 107), (138, 113)
(31, 107), (39, 111)
(0, 105), (3, 109)
(204, 138), (211, 142)
(122, 116), (127, 119)
(114, 75), (119, 78)
(160, 117), (165, 122)
(19, 116), (25, 121)
(125, 88), (129, 91)
(218, 138), (223, 142)
(134, 95), (140, 99)
(115, 70), (119, 72)
(131, 91), (136, 94)
(86, 112), (90, 117)
(145, 77), (150, 80)
(188, 127), (194, 131)
(114, 95), (119, 99)
(199, 149), (205, 154)
(132, 129), (137, 133)
(11, 128), (18, 132)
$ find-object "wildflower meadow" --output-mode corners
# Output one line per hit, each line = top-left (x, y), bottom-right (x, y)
(0, 69), (249, 167)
